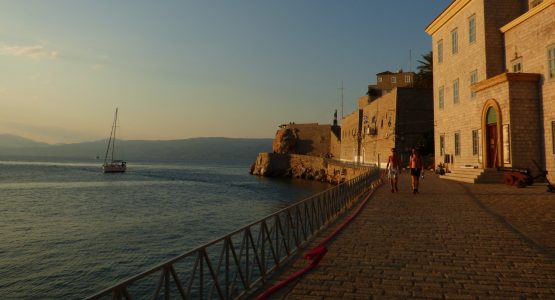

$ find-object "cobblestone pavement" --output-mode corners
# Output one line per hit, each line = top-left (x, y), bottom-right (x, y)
(266, 173), (555, 299)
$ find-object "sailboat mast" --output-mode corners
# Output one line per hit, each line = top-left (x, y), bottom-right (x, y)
(103, 108), (118, 164)
(111, 108), (118, 162)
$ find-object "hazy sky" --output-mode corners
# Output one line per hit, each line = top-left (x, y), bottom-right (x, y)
(0, 1), (451, 144)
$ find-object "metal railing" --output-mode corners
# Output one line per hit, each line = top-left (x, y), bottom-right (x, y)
(87, 168), (380, 300)
(325, 158), (377, 168)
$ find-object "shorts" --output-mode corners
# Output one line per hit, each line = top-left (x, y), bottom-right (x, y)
(387, 167), (399, 179)
(410, 168), (421, 177)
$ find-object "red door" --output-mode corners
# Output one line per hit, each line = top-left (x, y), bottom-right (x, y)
(487, 124), (498, 168)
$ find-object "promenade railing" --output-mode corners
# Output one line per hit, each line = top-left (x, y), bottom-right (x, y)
(87, 167), (380, 300)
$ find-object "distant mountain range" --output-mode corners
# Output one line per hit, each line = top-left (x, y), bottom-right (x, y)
(0, 134), (273, 162)
(0, 134), (51, 148)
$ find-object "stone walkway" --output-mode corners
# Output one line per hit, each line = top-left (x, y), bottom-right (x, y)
(267, 173), (555, 299)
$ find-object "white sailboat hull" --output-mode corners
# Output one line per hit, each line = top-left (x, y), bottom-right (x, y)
(103, 162), (126, 173)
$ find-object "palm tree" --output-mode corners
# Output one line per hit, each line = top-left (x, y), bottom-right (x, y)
(414, 51), (433, 88)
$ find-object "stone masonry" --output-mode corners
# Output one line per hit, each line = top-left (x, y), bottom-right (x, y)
(426, 0), (555, 181)
(502, 2), (555, 179)
(341, 88), (433, 168)
(340, 110), (362, 162)
(272, 123), (341, 159)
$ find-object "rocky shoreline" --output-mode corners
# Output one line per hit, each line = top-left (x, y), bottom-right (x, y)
(250, 152), (373, 185)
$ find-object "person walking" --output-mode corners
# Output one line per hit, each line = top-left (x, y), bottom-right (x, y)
(409, 148), (424, 194)
(385, 148), (400, 193)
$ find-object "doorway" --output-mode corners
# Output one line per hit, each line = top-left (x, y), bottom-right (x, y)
(486, 107), (498, 168)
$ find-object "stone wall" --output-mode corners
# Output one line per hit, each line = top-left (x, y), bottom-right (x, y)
(395, 88), (435, 160)
(508, 79), (543, 170)
(483, 0), (525, 77)
(360, 90), (398, 167)
(430, 0), (488, 169)
(272, 123), (340, 158)
(340, 110), (362, 162)
(330, 126), (341, 159)
(472, 74), (542, 173)
(342, 88), (434, 168)
(503, 3), (555, 179)
(428, 0), (527, 170)
(250, 153), (372, 184)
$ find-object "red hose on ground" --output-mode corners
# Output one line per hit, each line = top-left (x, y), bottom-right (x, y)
(255, 184), (379, 300)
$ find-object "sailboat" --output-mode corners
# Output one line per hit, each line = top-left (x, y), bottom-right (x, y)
(102, 108), (127, 173)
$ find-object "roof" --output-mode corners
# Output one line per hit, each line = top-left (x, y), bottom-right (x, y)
(425, 0), (469, 36)
(376, 70), (416, 76)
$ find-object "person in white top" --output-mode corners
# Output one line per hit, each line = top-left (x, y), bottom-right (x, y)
(385, 148), (400, 193)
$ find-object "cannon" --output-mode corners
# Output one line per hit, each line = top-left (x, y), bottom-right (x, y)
(502, 168), (532, 188)
(502, 160), (555, 192)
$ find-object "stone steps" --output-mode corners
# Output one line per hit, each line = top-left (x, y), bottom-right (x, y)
(476, 170), (505, 183)
(439, 168), (504, 184)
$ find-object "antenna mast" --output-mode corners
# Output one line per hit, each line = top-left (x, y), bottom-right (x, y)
(338, 81), (345, 121)
(409, 49), (412, 72)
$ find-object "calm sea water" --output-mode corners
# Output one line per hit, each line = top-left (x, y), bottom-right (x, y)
(0, 158), (330, 299)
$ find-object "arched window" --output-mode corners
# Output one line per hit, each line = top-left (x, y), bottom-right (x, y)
(486, 107), (497, 124)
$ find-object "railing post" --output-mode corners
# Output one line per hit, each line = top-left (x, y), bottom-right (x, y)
(225, 237), (230, 300)
(165, 266), (170, 300)
(199, 250), (204, 300)
(261, 221), (266, 280)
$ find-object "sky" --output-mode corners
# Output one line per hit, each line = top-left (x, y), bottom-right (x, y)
(0, 0), (452, 144)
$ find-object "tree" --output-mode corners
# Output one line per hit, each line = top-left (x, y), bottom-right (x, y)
(414, 51), (433, 88)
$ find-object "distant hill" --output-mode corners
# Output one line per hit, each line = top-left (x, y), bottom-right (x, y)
(0, 134), (50, 148)
(0, 135), (273, 162)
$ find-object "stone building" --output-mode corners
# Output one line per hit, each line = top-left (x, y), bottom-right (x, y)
(425, 0), (555, 182)
(272, 123), (341, 158)
(341, 86), (434, 167)
(340, 110), (363, 162)
(367, 70), (416, 101)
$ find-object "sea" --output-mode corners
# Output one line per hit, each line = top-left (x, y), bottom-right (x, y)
(0, 158), (330, 299)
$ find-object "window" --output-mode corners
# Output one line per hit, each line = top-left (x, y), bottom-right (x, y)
(439, 86), (444, 110)
(378, 76), (382, 83)
(472, 130), (479, 155)
(405, 75), (411, 83)
(440, 134), (445, 156)
(455, 132), (461, 156)
(391, 77), (396, 84)
(451, 29), (458, 54)
(512, 57), (523, 73)
(470, 70), (477, 98)
(453, 79), (460, 104)
(468, 15), (476, 44)
(548, 45), (555, 79)
(513, 62), (522, 73)
(503, 125), (510, 164)
(438, 40), (443, 64)
(478, 129), (482, 162)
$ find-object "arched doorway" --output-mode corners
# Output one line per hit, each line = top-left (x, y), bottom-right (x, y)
(481, 100), (502, 168)
(486, 108), (498, 168)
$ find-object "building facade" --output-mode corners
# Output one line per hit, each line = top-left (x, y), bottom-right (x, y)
(367, 70), (416, 101)
(426, 0), (555, 180)
(341, 87), (434, 167)
(340, 110), (362, 162)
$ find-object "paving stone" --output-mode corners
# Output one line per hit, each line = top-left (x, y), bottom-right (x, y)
(260, 174), (555, 299)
